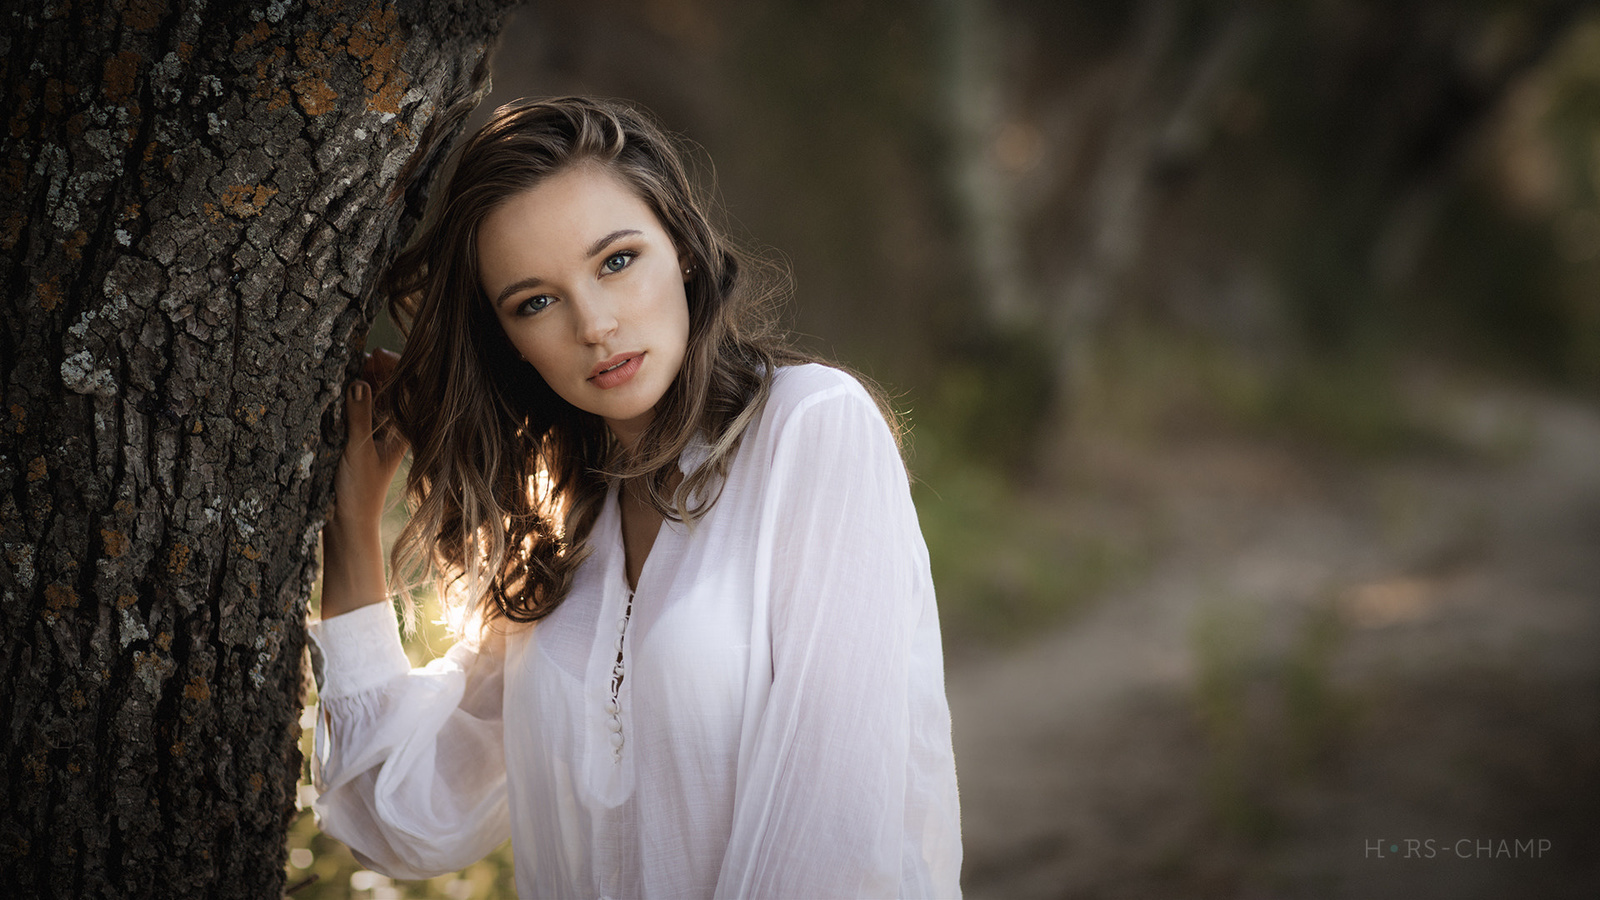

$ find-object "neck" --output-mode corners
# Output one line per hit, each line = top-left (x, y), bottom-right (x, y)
(606, 414), (651, 455)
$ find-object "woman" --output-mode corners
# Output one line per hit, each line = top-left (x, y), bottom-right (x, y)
(311, 96), (962, 898)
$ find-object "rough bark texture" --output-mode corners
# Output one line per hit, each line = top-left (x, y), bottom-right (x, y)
(0, 0), (513, 896)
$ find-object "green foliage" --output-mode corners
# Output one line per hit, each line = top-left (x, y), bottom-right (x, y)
(905, 343), (1145, 650)
(913, 328), (1058, 473)
(910, 457), (1141, 650)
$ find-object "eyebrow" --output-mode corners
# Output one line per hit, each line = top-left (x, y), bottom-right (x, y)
(492, 228), (643, 310)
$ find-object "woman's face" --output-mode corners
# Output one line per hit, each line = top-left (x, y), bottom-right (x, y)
(478, 163), (691, 449)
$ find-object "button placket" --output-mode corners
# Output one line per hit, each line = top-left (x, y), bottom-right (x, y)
(606, 588), (634, 762)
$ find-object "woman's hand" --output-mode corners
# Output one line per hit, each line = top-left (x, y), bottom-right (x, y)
(322, 348), (407, 619)
(331, 348), (407, 535)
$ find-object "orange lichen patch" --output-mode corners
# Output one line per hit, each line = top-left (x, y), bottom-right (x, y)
(191, 419), (203, 433)
(252, 46), (292, 110)
(101, 528), (126, 557)
(295, 26), (327, 65)
(45, 583), (78, 612)
(132, 649), (172, 683)
(122, 203), (142, 221)
(8, 404), (25, 433)
(121, 0), (165, 31)
(26, 456), (46, 482)
(291, 70), (337, 117)
(249, 772), (265, 794)
(170, 740), (187, 758)
(154, 631), (171, 652)
(317, 21), (350, 56)
(115, 499), (134, 515)
(220, 183), (278, 218)
(142, 141), (158, 163)
(236, 542), (262, 561)
(24, 753), (47, 783)
(237, 403), (267, 425)
(234, 20), (271, 53)
(183, 675), (210, 702)
(349, 2), (408, 114)
(103, 51), (141, 105)
(64, 230), (88, 260)
(247, 580), (259, 596)
(167, 542), (190, 575)
(177, 41), (193, 62)
(69, 690), (86, 710)
(117, 593), (138, 609)
(36, 276), (63, 311)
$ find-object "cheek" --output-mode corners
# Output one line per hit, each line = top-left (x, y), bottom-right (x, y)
(500, 325), (559, 374)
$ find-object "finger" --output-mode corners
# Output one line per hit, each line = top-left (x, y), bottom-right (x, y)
(346, 380), (373, 446)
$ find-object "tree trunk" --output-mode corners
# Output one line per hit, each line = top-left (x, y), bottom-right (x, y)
(0, 1), (513, 896)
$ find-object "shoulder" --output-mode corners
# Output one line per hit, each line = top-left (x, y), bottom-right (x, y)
(764, 363), (879, 423)
(754, 364), (899, 462)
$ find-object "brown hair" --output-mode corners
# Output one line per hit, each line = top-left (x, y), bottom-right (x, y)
(378, 97), (887, 628)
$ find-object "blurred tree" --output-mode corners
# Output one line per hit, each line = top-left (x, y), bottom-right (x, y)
(0, 1), (512, 896)
(948, 0), (1595, 392)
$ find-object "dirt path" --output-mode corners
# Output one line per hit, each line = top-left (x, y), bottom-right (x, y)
(947, 384), (1600, 898)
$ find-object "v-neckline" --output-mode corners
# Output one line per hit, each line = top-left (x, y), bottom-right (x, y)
(615, 483), (666, 595)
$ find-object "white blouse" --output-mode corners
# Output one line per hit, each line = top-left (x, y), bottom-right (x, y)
(308, 364), (963, 899)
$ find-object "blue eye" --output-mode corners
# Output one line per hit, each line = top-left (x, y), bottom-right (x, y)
(602, 251), (634, 274)
(518, 295), (552, 316)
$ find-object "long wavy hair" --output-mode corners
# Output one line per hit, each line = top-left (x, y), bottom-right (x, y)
(377, 97), (891, 628)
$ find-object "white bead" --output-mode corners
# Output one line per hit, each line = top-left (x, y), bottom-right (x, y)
(616, 635), (625, 652)
(617, 616), (628, 633)
(609, 732), (624, 750)
(605, 699), (619, 714)
(607, 716), (622, 733)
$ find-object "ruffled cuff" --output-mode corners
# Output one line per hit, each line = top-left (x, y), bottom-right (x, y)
(307, 602), (412, 701)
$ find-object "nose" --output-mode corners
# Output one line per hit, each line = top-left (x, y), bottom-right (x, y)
(571, 293), (618, 345)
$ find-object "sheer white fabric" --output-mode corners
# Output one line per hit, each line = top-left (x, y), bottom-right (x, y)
(309, 364), (963, 899)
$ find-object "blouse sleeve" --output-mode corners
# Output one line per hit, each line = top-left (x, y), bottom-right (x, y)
(715, 375), (963, 899)
(307, 601), (511, 880)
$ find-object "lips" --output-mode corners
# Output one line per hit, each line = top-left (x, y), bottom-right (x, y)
(588, 352), (644, 389)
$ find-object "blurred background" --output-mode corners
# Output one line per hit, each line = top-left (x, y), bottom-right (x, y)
(290, 0), (1600, 896)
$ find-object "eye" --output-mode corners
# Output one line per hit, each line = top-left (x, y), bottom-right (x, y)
(517, 294), (553, 316)
(601, 251), (635, 274)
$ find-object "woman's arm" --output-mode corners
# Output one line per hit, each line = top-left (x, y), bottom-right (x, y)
(309, 349), (510, 878)
(321, 349), (406, 619)
(716, 372), (962, 899)
(310, 607), (510, 879)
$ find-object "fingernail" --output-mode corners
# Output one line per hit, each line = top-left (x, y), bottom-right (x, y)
(351, 382), (367, 401)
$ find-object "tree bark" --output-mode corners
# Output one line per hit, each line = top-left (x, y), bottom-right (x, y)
(0, 0), (513, 896)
